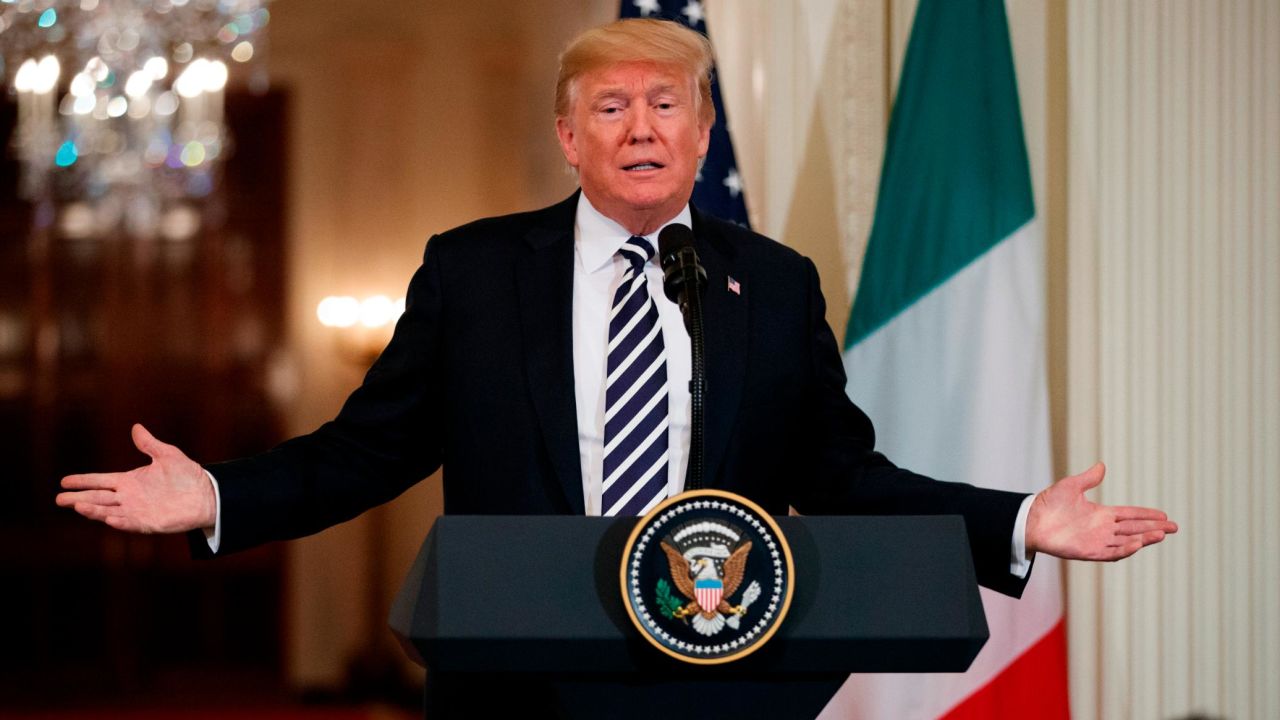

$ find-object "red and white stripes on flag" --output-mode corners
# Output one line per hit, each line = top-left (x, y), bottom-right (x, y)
(695, 583), (723, 614)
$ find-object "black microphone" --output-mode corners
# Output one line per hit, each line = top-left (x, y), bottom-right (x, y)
(657, 223), (707, 324)
(657, 222), (708, 490)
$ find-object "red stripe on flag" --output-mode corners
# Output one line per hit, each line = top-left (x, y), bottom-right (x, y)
(939, 619), (1070, 720)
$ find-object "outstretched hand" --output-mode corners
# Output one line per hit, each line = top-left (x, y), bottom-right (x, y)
(55, 424), (216, 534)
(1026, 462), (1177, 562)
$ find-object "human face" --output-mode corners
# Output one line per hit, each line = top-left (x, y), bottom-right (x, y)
(556, 61), (711, 236)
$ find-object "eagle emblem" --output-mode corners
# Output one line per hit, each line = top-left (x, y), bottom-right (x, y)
(658, 520), (763, 636)
(620, 489), (794, 664)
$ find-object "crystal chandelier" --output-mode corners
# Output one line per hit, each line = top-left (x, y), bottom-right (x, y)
(1, 0), (271, 237)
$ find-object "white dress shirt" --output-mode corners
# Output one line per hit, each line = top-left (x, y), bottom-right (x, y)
(208, 192), (1033, 578)
(572, 194), (692, 515)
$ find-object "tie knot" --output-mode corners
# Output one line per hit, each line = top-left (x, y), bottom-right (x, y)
(618, 236), (655, 271)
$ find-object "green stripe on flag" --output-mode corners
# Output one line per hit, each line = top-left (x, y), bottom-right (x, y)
(844, 0), (1036, 349)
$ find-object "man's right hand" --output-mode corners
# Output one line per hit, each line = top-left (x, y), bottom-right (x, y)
(56, 423), (216, 534)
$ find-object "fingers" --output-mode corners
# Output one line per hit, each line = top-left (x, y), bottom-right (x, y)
(1100, 529), (1168, 561)
(74, 501), (124, 523)
(1114, 518), (1179, 536)
(1072, 461), (1106, 492)
(1110, 529), (1166, 546)
(1113, 505), (1170, 522)
(1103, 539), (1145, 561)
(131, 423), (171, 460)
(61, 473), (121, 491)
(73, 502), (147, 534)
(55, 490), (119, 507)
(1139, 529), (1167, 546)
(59, 493), (142, 532)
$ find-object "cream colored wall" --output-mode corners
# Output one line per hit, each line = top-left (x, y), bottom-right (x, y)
(711, 0), (886, 343)
(1065, 2), (1280, 718)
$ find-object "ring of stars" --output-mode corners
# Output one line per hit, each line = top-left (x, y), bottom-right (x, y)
(625, 491), (792, 662)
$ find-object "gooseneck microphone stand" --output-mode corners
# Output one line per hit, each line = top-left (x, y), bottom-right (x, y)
(658, 224), (708, 491)
(682, 268), (707, 491)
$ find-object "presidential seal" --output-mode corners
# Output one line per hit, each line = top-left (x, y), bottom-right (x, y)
(620, 489), (794, 664)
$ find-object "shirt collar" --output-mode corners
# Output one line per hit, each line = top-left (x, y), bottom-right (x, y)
(574, 192), (693, 274)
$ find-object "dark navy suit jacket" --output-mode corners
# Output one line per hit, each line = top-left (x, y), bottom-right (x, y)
(198, 192), (1031, 598)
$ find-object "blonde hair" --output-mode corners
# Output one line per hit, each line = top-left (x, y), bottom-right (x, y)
(555, 18), (716, 127)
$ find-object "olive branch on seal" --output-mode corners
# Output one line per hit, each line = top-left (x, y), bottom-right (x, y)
(654, 578), (686, 619)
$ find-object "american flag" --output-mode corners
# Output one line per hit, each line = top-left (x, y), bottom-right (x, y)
(620, 0), (752, 229)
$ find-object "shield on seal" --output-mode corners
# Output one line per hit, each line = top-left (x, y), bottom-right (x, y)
(694, 577), (723, 614)
(620, 488), (795, 665)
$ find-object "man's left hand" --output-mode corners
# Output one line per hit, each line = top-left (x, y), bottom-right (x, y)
(1026, 462), (1178, 562)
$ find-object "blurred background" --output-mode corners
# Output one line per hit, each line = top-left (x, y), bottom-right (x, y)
(1, 1), (1276, 719)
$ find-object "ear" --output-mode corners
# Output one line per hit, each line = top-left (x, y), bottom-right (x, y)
(555, 116), (580, 168)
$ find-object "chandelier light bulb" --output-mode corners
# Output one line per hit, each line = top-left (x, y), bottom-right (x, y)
(144, 56), (168, 80)
(117, 28), (140, 52)
(174, 58), (208, 98)
(70, 71), (94, 97)
(85, 56), (109, 82)
(124, 70), (153, 98)
(231, 41), (254, 63)
(34, 55), (61, 94)
(153, 91), (179, 116)
(73, 94), (96, 115)
(127, 95), (151, 119)
(204, 60), (228, 92)
(14, 58), (37, 92)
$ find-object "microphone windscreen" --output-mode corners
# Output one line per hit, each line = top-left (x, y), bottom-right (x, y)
(658, 223), (695, 267)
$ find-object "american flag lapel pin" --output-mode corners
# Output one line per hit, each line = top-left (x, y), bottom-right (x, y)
(727, 276), (741, 295)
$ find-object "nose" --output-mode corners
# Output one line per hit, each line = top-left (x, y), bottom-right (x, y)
(627, 108), (655, 144)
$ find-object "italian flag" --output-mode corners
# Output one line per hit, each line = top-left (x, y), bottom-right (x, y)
(822, 0), (1069, 718)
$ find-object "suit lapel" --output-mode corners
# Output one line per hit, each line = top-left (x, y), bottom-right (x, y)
(691, 207), (748, 489)
(516, 195), (586, 514)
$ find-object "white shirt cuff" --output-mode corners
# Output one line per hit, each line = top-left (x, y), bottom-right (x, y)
(1009, 493), (1035, 578)
(204, 468), (225, 550)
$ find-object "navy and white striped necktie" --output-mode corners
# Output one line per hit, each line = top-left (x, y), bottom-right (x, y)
(602, 236), (669, 516)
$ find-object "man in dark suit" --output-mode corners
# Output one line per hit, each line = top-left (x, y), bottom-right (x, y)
(56, 18), (1174, 607)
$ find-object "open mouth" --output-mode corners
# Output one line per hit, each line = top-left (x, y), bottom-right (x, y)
(623, 162), (664, 171)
